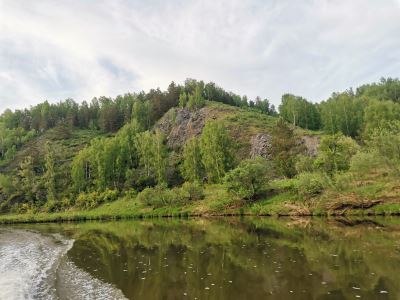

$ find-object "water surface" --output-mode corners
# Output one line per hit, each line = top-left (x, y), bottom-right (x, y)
(1, 217), (400, 299)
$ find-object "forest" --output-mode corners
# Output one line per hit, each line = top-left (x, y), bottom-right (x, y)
(0, 77), (400, 221)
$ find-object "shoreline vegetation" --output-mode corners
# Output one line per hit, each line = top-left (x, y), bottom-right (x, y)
(1, 78), (400, 224)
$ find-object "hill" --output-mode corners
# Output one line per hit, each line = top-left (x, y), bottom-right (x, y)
(1, 78), (400, 223)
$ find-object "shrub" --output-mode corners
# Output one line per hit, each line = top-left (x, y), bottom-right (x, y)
(333, 172), (353, 191)
(101, 189), (119, 202)
(224, 157), (273, 200)
(180, 182), (204, 201)
(137, 185), (178, 208)
(136, 187), (157, 206)
(75, 192), (99, 209)
(314, 134), (359, 174)
(295, 155), (315, 173)
(75, 189), (119, 209)
(295, 172), (329, 198)
(350, 151), (382, 175)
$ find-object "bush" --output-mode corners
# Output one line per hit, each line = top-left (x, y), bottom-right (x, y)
(137, 185), (177, 208)
(180, 182), (204, 201)
(75, 192), (99, 209)
(295, 172), (329, 198)
(75, 189), (119, 209)
(350, 151), (382, 175)
(101, 189), (119, 202)
(224, 157), (273, 200)
(333, 172), (353, 191)
(314, 134), (359, 174)
(295, 155), (315, 173)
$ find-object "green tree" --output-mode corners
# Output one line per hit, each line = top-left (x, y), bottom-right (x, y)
(187, 85), (205, 110)
(179, 91), (188, 108)
(270, 118), (303, 178)
(366, 121), (400, 176)
(132, 100), (152, 130)
(181, 138), (204, 182)
(44, 141), (56, 201)
(71, 148), (91, 192)
(152, 130), (168, 184)
(319, 92), (366, 137)
(200, 121), (235, 183)
(18, 156), (37, 203)
(136, 130), (168, 184)
(279, 94), (321, 130)
(363, 100), (400, 137)
(224, 157), (273, 200)
(314, 133), (359, 174)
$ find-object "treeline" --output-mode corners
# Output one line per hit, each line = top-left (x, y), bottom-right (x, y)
(0, 79), (276, 133)
(0, 79), (276, 164)
(279, 77), (400, 137)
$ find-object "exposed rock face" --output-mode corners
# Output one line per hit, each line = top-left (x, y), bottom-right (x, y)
(250, 133), (272, 159)
(156, 106), (321, 158)
(301, 135), (320, 156)
(156, 108), (207, 149)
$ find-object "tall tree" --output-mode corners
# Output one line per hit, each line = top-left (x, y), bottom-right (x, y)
(44, 141), (56, 201)
(18, 156), (37, 203)
(181, 138), (204, 182)
(200, 121), (235, 183)
(270, 118), (303, 178)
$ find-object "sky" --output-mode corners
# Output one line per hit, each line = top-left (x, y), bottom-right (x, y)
(1, 0), (400, 112)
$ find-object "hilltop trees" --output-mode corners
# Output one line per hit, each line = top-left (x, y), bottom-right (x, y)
(279, 94), (321, 130)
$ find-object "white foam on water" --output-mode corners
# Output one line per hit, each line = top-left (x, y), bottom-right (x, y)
(0, 229), (126, 300)
(56, 259), (127, 300)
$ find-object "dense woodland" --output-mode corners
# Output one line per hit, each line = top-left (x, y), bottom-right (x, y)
(0, 77), (400, 215)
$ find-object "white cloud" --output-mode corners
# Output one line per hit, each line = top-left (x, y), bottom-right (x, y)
(0, 0), (399, 112)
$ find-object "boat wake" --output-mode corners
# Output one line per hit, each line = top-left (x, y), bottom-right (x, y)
(0, 229), (126, 300)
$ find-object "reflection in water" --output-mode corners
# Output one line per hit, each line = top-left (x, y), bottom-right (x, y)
(22, 217), (400, 299)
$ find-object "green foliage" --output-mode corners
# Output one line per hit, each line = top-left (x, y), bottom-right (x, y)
(224, 157), (273, 200)
(314, 134), (359, 174)
(136, 185), (175, 208)
(367, 121), (400, 175)
(279, 94), (321, 130)
(181, 138), (204, 182)
(180, 182), (204, 201)
(362, 100), (400, 137)
(137, 182), (204, 208)
(295, 155), (315, 173)
(332, 172), (353, 191)
(295, 172), (329, 198)
(71, 120), (140, 192)
(0, 122), (36, 163)
(179, 91), (188, 108)
(270, 118), (303, 178)
(136, 130), (168, 184)
(200, 121), (236, 183)
(187, 85), (206, 110)
(132, 100), (152, 130)
(350, 151), (382, 175)
(17, 156), (37, 203)
(0, 174), (15, 195)
(44, 141), (56, 201)
(75, 189), (119, 209)
(319, 92), (365, 137)
(356, 77), (400, 103)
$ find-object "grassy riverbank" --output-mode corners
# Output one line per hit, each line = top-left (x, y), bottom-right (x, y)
(1, 179), (400, 224)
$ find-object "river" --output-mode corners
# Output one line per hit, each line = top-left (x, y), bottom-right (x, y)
(0, 217), (399, 299)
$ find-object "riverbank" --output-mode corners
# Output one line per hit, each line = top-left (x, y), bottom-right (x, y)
(1, 187), (400, 224)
